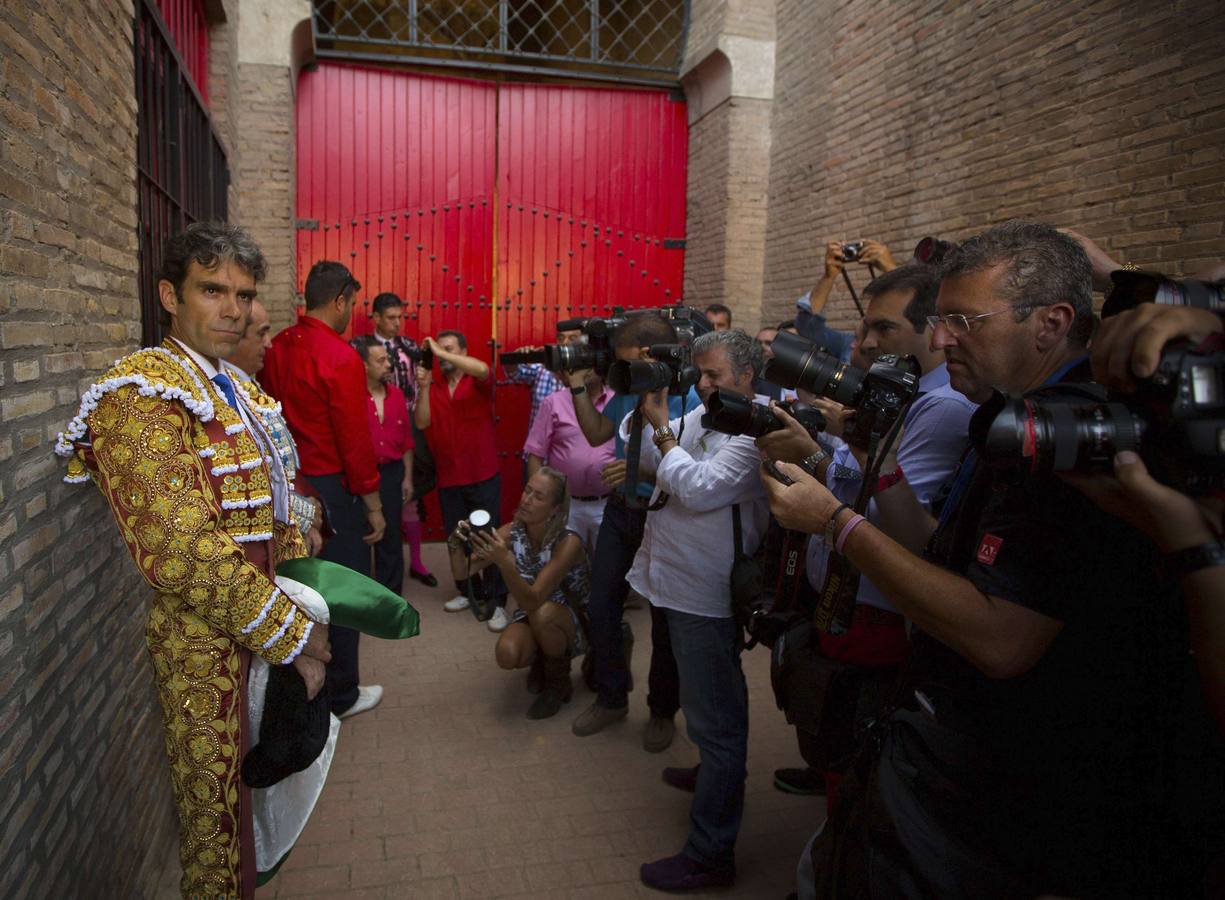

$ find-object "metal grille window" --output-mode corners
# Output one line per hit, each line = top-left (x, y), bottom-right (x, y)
(155, 0), (210, 102)
(135, 0), (229, 347)
(312, 0), (689, 86)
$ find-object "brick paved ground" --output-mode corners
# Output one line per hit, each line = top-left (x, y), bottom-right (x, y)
(240, 543), (823, 899)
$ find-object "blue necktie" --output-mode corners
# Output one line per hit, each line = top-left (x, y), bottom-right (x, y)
(211, 373), (238, 410)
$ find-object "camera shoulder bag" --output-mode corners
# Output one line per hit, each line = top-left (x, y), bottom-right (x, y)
(730, 504), (767, 639)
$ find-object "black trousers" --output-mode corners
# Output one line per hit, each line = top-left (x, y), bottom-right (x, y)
(374, 460), (405, 597)
(302, 472), (367, 714)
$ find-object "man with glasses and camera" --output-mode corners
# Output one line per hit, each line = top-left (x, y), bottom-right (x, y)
(757, 263), (976, 798)
(624, 328), (768, 892)
(765, 222), (1223, 899)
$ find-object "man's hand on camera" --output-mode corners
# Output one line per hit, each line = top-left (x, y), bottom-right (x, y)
(857, 240), (897, 271)
(567, 367), (592, 389)
(1061, 452), (1221, 554)
(292, 654), (327, 701)
(415, 363), (432, 387)
(823, 241), (846, 280)
(757, 404), (820, 462)
(601, 459), (627, 489)
(302, 621), (331, 662)
(363, 508), (386, 545)
(849, 424), (903, 472)
(641, 388), (671, 429)
(811, 396), (852, 439)
(761, 460), (843, 533)
(1092, 304), (1222, 391)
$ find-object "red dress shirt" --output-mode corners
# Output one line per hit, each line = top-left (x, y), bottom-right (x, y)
(261, 315), (380, 496)
(424, 373), (499, 488)
(368, 383), (414, 465)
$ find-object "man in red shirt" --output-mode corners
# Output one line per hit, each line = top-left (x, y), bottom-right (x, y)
(413, 330), (507, 631)
(262, 260), (386, 718)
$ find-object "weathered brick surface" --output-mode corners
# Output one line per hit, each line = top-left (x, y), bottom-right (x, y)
(758, 0), (1225, 332)
(0, 1), (238, 896)
(237, 61), (300, 330)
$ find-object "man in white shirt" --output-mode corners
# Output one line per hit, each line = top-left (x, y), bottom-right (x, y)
(626, 329), (768, 892)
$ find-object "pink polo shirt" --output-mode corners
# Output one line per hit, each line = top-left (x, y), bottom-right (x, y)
(523, 386), (616, 499)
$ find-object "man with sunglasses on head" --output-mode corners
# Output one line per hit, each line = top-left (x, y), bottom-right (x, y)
(757, 263), (975, 798)
(262, 261), (386, 720)
(766, 222), (1224, 899)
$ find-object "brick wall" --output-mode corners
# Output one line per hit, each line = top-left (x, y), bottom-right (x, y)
(0, 1), (181, 897)
(760, 0), (1225, 333)
(237, 63), (299, 330)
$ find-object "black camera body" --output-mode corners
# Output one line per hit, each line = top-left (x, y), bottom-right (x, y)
(971, 342), (1225, 495)
(607, 343), (700, 396)
(1105, 269), (1224, 317)
(419, 346), (434, 370)
(841, 241), (865, 262)
(763, 332), (919, 448)
(499, 311), (625, 377)
(702, 389), (826, 439)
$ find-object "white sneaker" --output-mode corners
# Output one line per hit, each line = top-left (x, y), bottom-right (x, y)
(444, 595), (470, 612)
(339, 684), (383, 719)
(487, 607), (509, 633)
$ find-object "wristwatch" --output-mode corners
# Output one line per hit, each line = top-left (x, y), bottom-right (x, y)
(652, 425), (677, 448)
(799, 448), (827, 478)
(570, 384), (587, 396)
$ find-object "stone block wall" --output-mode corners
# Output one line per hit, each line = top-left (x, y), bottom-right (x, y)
(759, 0), (1225, 332)
(0, 1), (179, 896)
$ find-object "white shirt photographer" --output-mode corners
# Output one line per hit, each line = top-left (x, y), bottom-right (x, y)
(620, 403), (769, 619)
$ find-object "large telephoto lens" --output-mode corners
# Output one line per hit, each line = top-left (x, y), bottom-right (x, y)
(553, 343), (596, 371)
(764, 332), (864, 405)
(607, 360), (673, 394)
(972, 394), (1147, 473)
(702, 390), (781, 437)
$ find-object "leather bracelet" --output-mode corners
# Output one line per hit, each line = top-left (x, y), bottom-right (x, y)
(824, 503), (850, 546)
(835, 514), (866, 554)
(1162, 542), (1225, 580)
(570, 384), (587, 396)
(876, 466), (905, 493)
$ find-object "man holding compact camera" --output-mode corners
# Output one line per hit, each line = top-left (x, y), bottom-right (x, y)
(795, 239), (898, 362)
(625, 328), (769, 892)
(767, 221), (1223, 899)
(757, 262), (976, 796)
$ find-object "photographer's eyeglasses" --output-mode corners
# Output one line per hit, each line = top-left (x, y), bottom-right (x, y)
(926, 307), (1029, 335)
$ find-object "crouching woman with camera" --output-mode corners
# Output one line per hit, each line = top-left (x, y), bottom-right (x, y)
(447, 467), (591, 719)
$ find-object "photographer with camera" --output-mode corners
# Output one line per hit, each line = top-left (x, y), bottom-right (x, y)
(1065, 302), (1225, 737)
(415, 330), (510, 631)
(446, 467), (591, 719)
(566, 313), (701, 749)
(757, 263), (976, 798)
(502, 322), (579, 432)
(619, 328), (767, 892)
(767, 222), (1223, 899)
(795, 240), (898, 362)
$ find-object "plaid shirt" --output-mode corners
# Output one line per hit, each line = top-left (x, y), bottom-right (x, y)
(505, 362), (565, 430)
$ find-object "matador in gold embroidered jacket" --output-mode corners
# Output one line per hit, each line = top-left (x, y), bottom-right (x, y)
(56, 337), (315, 898)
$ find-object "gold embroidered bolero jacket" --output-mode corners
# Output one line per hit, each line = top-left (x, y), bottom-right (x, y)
(55, 342), (312, 664)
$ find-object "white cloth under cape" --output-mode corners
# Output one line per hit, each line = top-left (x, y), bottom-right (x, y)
(248, 577), (341, 873)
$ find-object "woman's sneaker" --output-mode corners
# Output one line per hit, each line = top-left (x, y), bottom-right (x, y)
(444, 595), (470, 612)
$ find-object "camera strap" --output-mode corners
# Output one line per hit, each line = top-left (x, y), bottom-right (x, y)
(622, 408), (647, 509)
(813, 408), (908, 635)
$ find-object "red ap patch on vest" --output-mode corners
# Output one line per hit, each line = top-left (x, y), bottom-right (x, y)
(976, 533), (1003, 566)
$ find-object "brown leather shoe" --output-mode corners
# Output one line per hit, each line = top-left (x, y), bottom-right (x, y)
(571, 701), (628, 736)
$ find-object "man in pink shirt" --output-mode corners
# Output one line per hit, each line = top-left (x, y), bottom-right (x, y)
(523, 367), (616, 554)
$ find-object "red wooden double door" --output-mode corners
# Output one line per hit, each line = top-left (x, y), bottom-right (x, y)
(295, 63), (689, 532)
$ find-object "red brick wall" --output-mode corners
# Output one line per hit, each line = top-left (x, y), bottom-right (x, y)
(760, 0), (1225, 332)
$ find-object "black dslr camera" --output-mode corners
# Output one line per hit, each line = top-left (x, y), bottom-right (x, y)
(1104, 269), (1224, 316)
(499, 311), (627, 377)
(605, 305), (712, 396)
(763, 332), (920, 449)
(971, 342), (1225, 495)
(702, 390), (826, 439)
(607, 343), (699, 395)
